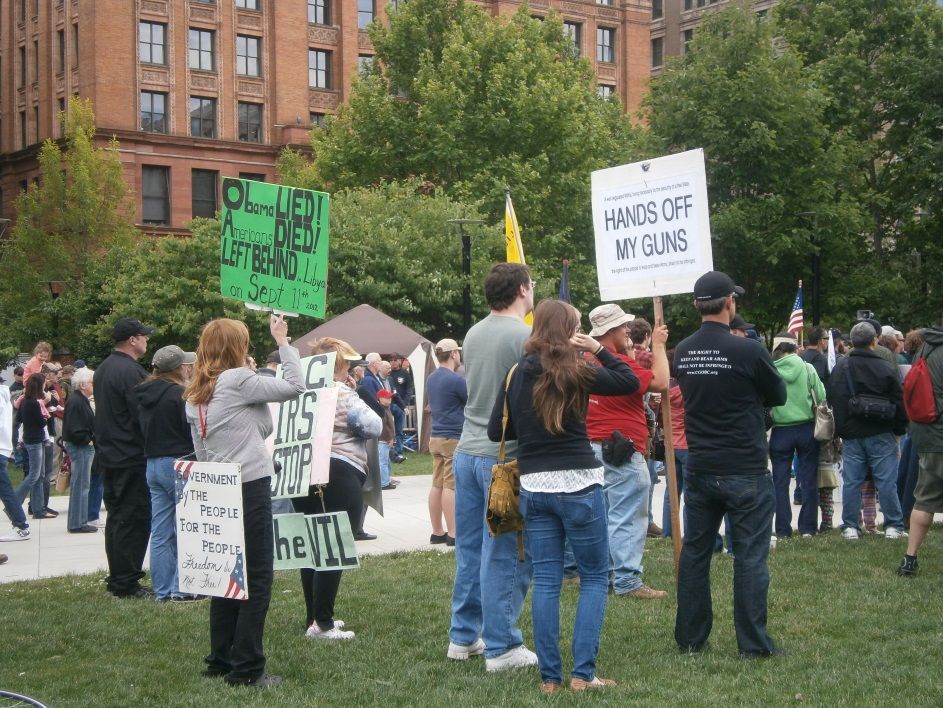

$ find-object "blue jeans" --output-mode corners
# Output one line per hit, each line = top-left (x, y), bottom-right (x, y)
(390, 404), (405, 455)
(378, 442), (391, 487)
(16, 443), (46, 516)
(841, 434), (904, 532)
(65, 443), (94, 531)
(88, 468), (104, 521)
(676, 472), (777, 656)
(0, 454), (28, 529)
(521, 486), (608, 683)
(449, 451), (531, 658)
(770, 422), (819, 536)
(591, 444), (650, 593)
(146, 456), (180, 600)
(646, 457), (659, 525)
(662, 449), (689, 539)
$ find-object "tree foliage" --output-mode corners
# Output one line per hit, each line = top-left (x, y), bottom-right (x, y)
(280, 0), (639, 311)
(0, 97), (136, 360)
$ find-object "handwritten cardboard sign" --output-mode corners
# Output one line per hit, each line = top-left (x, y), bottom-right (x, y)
(272, 512), (359, 571)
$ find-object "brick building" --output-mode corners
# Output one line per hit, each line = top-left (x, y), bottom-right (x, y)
(649, 0), (775, 74)
(0, 0), (651, 231)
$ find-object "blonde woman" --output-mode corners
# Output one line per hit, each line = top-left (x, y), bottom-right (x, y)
(184, 315), (304, 688)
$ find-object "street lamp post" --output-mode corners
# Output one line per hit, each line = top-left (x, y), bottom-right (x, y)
(447, 218), (486, 334)
(799, 212), (820, 326)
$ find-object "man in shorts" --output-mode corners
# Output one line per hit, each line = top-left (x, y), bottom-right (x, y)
(425, 338), (466, 546)
(898, 325), (943, 576)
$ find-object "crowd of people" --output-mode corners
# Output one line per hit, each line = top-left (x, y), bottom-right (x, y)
(1, 262), (941, 693)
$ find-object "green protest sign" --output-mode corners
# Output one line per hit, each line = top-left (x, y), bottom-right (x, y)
(220, 178), (329, 316)
(273, 512), (359, 571)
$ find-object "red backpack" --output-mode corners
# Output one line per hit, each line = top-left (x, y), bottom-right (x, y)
(903, 344), (941, 424)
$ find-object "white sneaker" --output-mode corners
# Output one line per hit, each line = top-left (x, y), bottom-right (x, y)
(306, 623), (354, 640)
(885, 527), (908, 540)
(769, 536), (777, 551)
(484, 645), (538, 673)
(842, 528), (859, 540)
(89, 519), (106, 529)
(0, 527), (30, 542)
(447, 638), (485, 661)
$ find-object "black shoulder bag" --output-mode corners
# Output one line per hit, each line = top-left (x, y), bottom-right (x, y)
(843, 359), (896, 421)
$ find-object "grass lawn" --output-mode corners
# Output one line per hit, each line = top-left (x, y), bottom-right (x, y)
(392, 451), (434, 477)
(2, 526), (942, 706)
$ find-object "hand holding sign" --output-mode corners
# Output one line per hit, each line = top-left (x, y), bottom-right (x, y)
(271, 314), (289, 347)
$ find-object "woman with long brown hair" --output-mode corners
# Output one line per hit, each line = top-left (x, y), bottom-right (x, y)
(487, 299), (638, 693)
(184, 315), (305, 688)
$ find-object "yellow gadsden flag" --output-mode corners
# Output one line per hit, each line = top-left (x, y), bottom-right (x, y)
(505, 188), (533, 325)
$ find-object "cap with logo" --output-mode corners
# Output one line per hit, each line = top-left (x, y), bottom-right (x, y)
(377, 389), (394, 400)
(112, 317), (154, 341)
(693, 271), (745, 301)
(151, 345), (196, 373)
(588, 304), (635, 338)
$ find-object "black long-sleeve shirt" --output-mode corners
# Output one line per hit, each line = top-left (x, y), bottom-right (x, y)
(487, 348), (639, 474)
(826, 348), (907, 439)
(674, 321), (787, 475)
(93, 350), (148, 468)
(62, 391), (95, 447)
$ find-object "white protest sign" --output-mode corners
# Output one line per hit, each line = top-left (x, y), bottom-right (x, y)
(591, 149), (713, 300)
(270, 353), (336, 498)
(174, 460), (248, 600)
(272, 512), (359, 571)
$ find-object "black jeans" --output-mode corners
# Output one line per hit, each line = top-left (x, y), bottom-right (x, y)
(292, 457), (365, 630)
(675, 471), (777, 656)
(769, 422), (819, 536)
(102, 464), (151, 595)
(206, 477), (274, 681)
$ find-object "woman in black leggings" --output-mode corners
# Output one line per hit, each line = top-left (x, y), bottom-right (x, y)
(296, 337), (381, 640)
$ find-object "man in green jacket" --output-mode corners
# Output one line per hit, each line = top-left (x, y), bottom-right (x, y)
(769, 333), (827, 538)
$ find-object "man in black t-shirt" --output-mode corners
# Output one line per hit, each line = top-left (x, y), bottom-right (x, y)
(673, 271), (786, 658)
(801, 326), (829, 383)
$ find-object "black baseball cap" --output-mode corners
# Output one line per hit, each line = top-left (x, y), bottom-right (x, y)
(112, 317), (154, 341)
(694, 271), (745, 301)
(730, 314), (755, 330)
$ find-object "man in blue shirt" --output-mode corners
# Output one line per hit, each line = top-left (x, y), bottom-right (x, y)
(426, 338), (466, 546)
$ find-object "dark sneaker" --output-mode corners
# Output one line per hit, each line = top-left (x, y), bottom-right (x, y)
(897, 556), (919, 577)
(446, 535), (455, 547)
(68, 525), (98, 534)
(114, 586), (154, 599)
(353, 531), (377, 541)
(430, 533), (449, 544)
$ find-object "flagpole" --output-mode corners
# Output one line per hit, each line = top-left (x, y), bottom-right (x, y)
(798, 279), (803, 348)
(654, 296), (682, 578)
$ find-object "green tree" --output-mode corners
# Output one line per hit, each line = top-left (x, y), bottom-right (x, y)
(776, 0), (943, 327)
(0, 97), (136, 360)
(280, 0), (637, 311)
(640, 7), (867, 337)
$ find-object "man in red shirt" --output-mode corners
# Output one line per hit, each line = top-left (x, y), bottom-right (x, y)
(586, 304), (669, 599)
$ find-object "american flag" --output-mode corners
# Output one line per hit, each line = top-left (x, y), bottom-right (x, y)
(174, 461), (193, 505)
(225, 552), (248, 600)
(787, 284), (803, 335)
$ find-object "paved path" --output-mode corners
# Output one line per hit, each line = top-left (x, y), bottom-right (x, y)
(0, 473), (922, 584)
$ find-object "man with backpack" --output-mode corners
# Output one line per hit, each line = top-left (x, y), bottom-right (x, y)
(898, 326), (943, 576)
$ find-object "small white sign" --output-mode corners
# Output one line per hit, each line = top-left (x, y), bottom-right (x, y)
(175, 461), (248, 600)
(592, 149), (713, 300)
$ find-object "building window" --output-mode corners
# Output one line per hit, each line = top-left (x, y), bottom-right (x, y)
(357, 54), (374, 76)
(308, 0), (330, 25)
(193, 0), (215, 3)
(19, 47), (26, 87)
(189, 96), (217, 138)
(597, 27), (614, 63)
(310, 112), (325, 127)
(57, 30), (66, 73)
(72, 24), (79, 68)
(598, 84), (615, 99)
(308, 49), (331, 89)
(563, 21), (581, 55)
(238, 102), (262, 142)
(192, 169), (219, 219)
(357, 0), (374, 29)
(142, 166), (170, 225)
(140, 22), (166, 65)
(757, 9), (768, 20)
(141, 91), (168, 133)
(189, 28), (215, 71)
(57, 97), (66, 136)
(20, 111), (27, 148)
(236, 35), (260, 76)
(32, 40), (39, 82)
(683, 29), (694, 54)
(240, 172), (265, 182)
(652, 37), (663, 68)
(33, 106), (39, 142)
(652, 0), (663, 20)
(236, 0), (260, 9)
(596, 0), (613, 5)
(684, 0), (692, 9)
